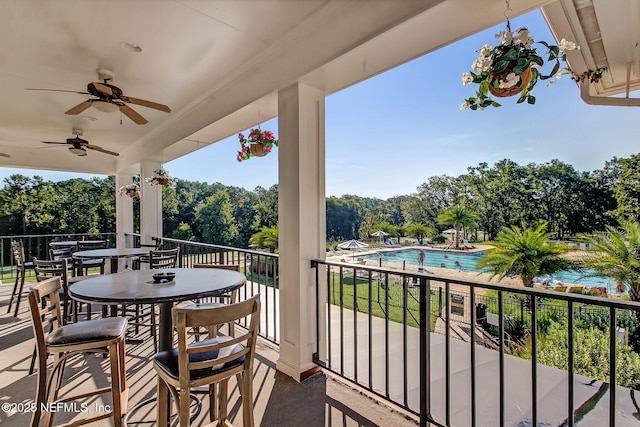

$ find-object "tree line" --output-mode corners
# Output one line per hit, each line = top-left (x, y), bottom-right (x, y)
(1, 153), (639, 245)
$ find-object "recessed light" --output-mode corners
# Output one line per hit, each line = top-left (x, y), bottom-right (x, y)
(120, 42), (143, 53)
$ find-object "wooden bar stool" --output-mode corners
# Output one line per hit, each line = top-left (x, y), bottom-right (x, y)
(7, 240), (34, 317)
(153, 295), (261, 426)
(28, 276), (129, 427)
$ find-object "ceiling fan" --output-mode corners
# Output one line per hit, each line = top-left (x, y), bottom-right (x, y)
(41, 128), (119, 157)
(0, 152), (10, 158)
(27, 69), (171, 125)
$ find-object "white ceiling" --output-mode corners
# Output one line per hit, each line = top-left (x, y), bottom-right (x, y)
(0, 0), (636, 176)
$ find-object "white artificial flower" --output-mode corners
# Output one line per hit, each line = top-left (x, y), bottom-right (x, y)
(558, 38), (580, 52)
(479, 44), (492, 55)
(513, 27), (534, 48)
(546, 70), (564, 87)
(472, 56), (492, 73)
(460, 101), (470, 110)
(461, 72), (473, 86)
(498, 72), (520, 89)
(495, 30), (513, 45)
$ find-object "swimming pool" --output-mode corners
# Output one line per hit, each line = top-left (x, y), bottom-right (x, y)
(360, 248), (613, 289)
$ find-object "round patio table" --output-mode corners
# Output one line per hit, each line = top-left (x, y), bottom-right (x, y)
(68, 267), (246, 351)
(73, 247), (150, 274)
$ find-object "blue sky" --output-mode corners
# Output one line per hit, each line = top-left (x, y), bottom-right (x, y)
(2, 10), (638, 199)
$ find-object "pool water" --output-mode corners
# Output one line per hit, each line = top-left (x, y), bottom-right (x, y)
(361, 248), (614, 290)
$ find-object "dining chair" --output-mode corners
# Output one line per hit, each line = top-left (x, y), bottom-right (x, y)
(75, 240), (108, 276)
(29, 257), (91, 376)
(27, 276), (128, 427)
(131, 239), (163, 270)
(125, 247), (180, 352)
(149, 247), (180, 269)
(188, 264), (241, 338)
(49, 246), (77, 276)
(186, 263), (244, 396)
(33, 257), (75, 324)
(153, 294), (261, 427)
(6, 240), (34, 317)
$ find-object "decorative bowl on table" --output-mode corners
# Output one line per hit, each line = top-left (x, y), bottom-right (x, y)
(152, 272), (176, 283)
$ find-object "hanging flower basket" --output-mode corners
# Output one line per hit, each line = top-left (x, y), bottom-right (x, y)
(118, 183), (140, 199)
(461, 23), (579, 110)
(237, 128), (278, 162)
(144, 167), (175, 186)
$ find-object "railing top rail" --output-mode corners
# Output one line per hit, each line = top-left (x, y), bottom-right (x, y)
(126, 234), (279, 259)
(0, 232), (115, 239)
(311, 258), (640, 311)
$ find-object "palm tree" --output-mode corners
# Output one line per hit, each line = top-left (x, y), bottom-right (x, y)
(437, 205), (479, 249)
(406, 223), (430, 244)
(249, 225), (279, 253)
(579, 220), (640, 301)
(476, 222), (571, 287)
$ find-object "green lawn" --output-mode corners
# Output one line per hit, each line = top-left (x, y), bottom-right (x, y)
(327, 273), (437, 332)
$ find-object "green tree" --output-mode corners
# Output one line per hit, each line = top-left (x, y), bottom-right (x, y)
(194, 190), (239, 245)
(358, 211), (382, 240)
(327, 197), (362, 240)
(476, 222), (571, 287)
(406, 223), (431, 243)
(437, 205), (479, 249)
(249, 225), (279, 253)
(172, 222), (196, 241)
(579, 220), (640, 301)
(0, 174), (56, 234)
(614, 153), (640, 221)
(252, 184), (278, 230)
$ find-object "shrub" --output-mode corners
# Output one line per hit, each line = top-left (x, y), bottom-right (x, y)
(516, 321), (640, 390)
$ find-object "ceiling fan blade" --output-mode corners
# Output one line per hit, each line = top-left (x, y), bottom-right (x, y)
(65, 100), (93, 115)
(26, 88), (89, 95)
(41, 141), (68, 145)
(85, 144), (120, 156)
(0, 152), (10, 158)
(91, 82), (113, 96)
(126, 97), (171, 113)
(119, 104), (148, 125)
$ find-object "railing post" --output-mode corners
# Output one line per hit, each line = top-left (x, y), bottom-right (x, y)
(419, 276), (428, 427)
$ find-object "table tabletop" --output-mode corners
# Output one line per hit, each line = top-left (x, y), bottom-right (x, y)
(68, 268), (245, 305)
(69, 268), (247, 352)
(72, 248), (150, 259)
(50, 240), (105, 248)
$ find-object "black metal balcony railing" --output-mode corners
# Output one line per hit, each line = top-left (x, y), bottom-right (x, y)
(125, 234), (279, 344)
(0, 233), (115, 281)
(311, 259), (640, 427)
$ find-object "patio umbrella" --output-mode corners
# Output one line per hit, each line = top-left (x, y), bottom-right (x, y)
(371, 230), (389, 243)
(338, 239), (369, 258)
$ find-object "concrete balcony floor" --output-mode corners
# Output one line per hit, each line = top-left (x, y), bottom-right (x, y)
(0, 280), (418, 427)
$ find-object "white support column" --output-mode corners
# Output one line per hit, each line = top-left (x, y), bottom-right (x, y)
(115, 174), (134, 249)
(276, 82), (326, 381)
(140, 162), (163, 246)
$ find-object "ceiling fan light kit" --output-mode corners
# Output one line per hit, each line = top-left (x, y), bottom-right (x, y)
(91, 99), (120, 113)
(69, 146), (87, 156)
